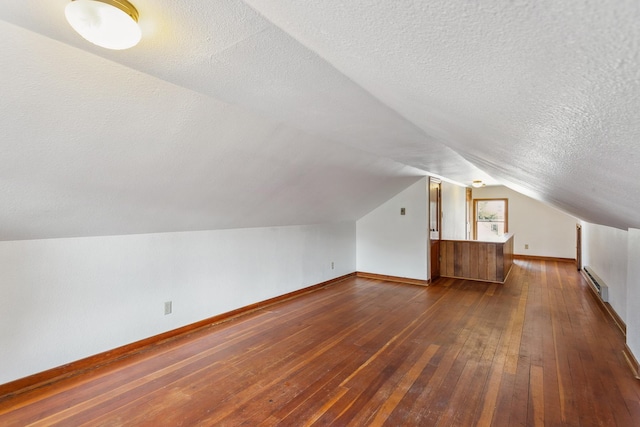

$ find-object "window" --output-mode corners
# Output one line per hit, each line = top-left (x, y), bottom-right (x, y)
(474, 198), (508, 240)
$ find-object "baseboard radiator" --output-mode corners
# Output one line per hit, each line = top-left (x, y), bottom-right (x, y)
(583, 266), (609, 302)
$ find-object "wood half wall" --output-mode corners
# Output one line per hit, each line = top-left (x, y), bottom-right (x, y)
(440, 234), (514, 283)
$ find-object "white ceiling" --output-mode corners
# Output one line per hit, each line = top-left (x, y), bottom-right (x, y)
(1, 0), (639, 240)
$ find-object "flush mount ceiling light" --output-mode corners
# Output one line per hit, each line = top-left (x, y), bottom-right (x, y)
(471, 180), (484, 188)
(65, 0), (141, 50)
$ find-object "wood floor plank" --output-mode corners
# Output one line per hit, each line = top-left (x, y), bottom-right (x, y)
(365, 344), (440, 426)
(1, 261), (639, 426)
(530, 364), (545, 427)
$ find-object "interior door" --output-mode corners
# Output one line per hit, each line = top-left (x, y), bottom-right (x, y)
(429, 178), (442, 280)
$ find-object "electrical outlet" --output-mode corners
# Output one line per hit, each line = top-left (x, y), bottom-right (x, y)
(400, 207), (406, 215)
(331, 261), (335, 270)
(525, 244), (529, 250)
(164, 301), (172, 315)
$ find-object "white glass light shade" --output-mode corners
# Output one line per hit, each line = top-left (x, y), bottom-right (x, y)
(65, 0), (141, 50)
(472, 180), (484, 188)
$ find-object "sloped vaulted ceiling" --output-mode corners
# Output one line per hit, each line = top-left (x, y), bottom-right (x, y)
(244, 0), (640, 230)
(1, 0), (639, 240)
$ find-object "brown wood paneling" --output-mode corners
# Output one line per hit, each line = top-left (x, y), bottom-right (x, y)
(453, 241), (463, 277)
(503, 234), (514, 279)
(446, 241), (455, 276)
(440, 241), (448, 276)
(469, 243), (479, 279)
(461, 241), (471, 278)
(430, 240), (440, 280)
(487, 244), (497, 282)
(496, 243), (504, 279)
(1, 261), (639, 425)
(478, 243), (488, 280)
(439, 235), (513, 283)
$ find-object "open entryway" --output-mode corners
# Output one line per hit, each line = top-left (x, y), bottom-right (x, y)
(429, 177), (441, 280)
(576, 224), (582, 270)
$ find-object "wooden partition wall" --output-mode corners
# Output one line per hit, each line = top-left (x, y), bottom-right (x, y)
(440, 233), (514, 283)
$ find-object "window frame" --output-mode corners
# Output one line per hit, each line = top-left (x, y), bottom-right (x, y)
(473, 198), (508, 240)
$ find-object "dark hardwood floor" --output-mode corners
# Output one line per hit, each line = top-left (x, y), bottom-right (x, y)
(1, 259), (639, 426)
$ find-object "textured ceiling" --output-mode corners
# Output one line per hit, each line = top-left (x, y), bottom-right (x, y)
(1, 0), (639, 240)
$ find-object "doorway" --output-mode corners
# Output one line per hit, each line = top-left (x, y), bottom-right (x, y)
(576, 224), (582, 271)
(429, 177), (442, 280)
(466, 187), (472, 240)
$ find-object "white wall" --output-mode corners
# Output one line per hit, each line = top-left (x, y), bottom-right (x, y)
(472, 186), (578, 258)
(0, 222), (355, 385)
(582, 222), (628, 323)
(356, 178), (428, 280)
(581, 223), (640, 364)
(441, 181), (467, 240)
(627, 229), (640, 359)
